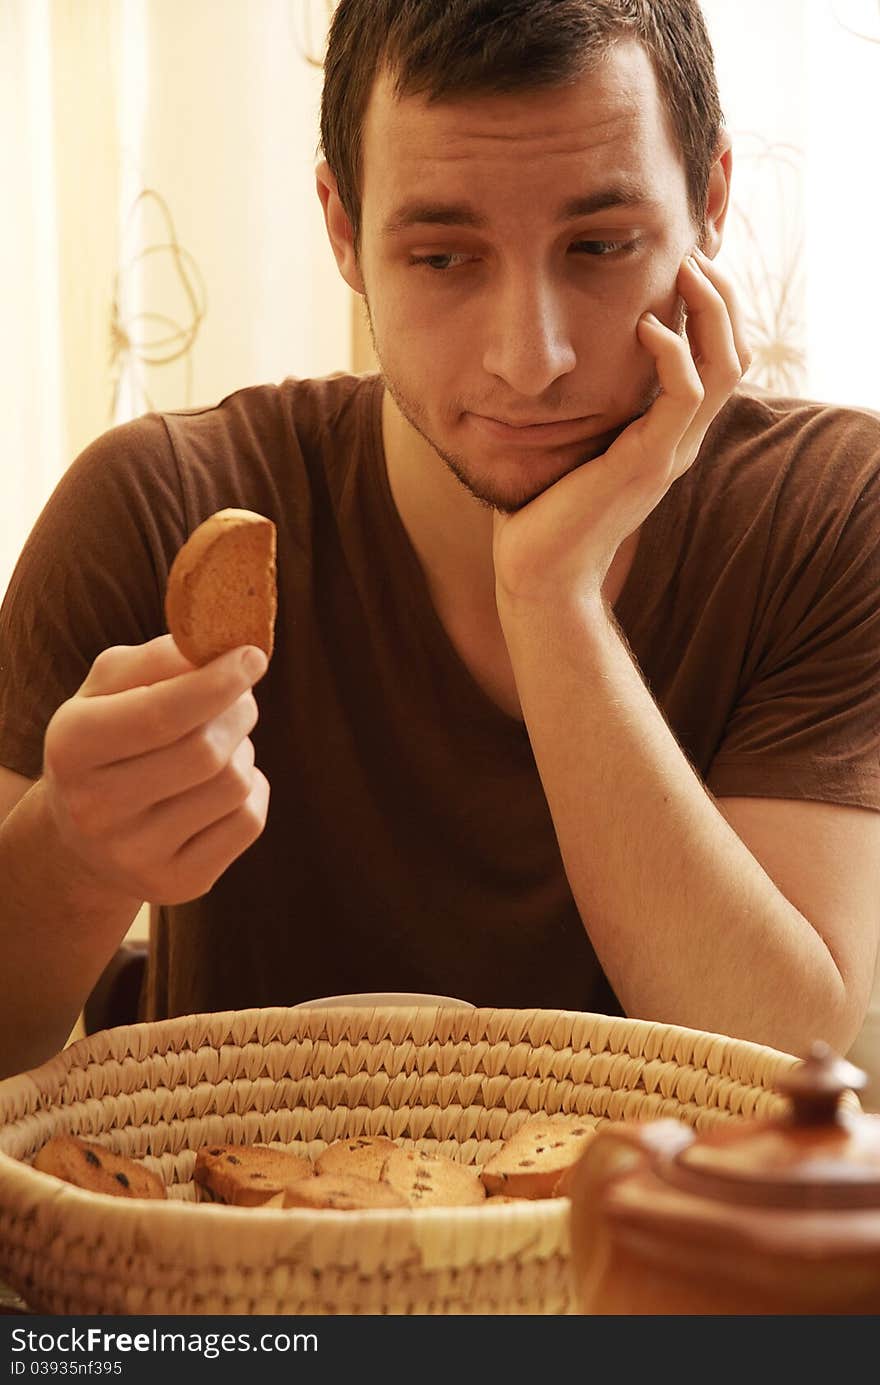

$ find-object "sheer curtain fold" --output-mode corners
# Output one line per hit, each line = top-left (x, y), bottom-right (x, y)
(3, 0), (349, 597)
(702, 0), (879, 411)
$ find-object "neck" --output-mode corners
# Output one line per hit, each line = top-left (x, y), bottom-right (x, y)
(382, 387), (498, 619)
(379, 383), (641, 723)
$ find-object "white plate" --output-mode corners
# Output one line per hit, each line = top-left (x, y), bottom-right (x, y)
(292, 991), (475, 1010)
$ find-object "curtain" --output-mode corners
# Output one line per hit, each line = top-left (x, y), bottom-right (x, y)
(701, 0), (880, 409)
(2, 0), (349, 596)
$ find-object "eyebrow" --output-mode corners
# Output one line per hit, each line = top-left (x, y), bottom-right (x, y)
(381, 184), (660, 236)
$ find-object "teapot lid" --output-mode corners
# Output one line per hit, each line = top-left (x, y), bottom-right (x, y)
(659, 1043), (880, 1210)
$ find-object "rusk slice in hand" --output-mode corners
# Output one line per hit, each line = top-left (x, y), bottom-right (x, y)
(32, 1134), (166, 1200)
(165, 508), (277, 666)
(480, 1113), (601, 1199)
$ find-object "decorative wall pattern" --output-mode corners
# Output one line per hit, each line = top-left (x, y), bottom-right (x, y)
(723, 136), (807, 395)
(832, 0), (880, 43)
(109, 189), (208, 420)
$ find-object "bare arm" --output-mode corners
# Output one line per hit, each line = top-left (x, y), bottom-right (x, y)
(0, 771), (142, 1075)
(0, 635), (269, 1079)
(498, 595), (879, 1056)
(492, 250), (878, 1056)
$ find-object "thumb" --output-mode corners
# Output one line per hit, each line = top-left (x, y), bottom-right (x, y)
(79, 633), (198, 698)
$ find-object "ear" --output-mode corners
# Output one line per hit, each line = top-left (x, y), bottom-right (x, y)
(700, 129), (733, 257)
(315, 158), (366, 295)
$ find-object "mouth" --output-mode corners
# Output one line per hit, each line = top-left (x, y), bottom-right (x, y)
(467, 413), (596, 447)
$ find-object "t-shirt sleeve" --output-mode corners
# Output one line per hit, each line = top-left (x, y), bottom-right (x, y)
(705, 413), (880, 811)
(0, 414), (186, 780)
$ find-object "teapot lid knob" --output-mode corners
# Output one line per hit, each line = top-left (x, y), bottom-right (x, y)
(638, 1042), (880, 1213)
(775, 1041), (867, 1126)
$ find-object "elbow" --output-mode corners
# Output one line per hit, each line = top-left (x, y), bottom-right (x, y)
(768, 972), (867, 1062)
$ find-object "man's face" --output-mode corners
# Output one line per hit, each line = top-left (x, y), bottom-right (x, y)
(357, 40), (701, 513)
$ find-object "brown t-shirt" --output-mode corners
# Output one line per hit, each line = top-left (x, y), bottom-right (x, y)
(1, 372), (879, 1020)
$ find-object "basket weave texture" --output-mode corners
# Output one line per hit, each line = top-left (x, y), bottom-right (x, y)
(0, 1006), (798, 1315)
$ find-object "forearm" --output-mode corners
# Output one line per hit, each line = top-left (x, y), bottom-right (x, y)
(0, 780), (142, 1078)
(501, 593), (849, 1056)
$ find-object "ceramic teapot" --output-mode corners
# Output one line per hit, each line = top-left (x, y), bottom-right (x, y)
(567, 1042), (880, 1314)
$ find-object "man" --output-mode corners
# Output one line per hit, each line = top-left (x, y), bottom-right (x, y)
(1, 0), (878, 1080)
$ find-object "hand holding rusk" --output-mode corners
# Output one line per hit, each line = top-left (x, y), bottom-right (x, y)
(40, 510), (277, 907)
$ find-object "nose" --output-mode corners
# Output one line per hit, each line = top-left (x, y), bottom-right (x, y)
(481, 274), (577, 396)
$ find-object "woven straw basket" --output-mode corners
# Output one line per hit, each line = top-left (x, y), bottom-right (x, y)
(0, 1006), (799, 1315)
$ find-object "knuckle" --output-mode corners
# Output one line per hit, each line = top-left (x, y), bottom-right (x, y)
(44, 699), (84, 769)
(237, 775), (269, 838)
(42, 712), (70, 777)
(198, 740), (255, 811)
(240, 691), (259, 734)
(227, 747), (257, 807)
(90, 645), (122, 678)
(225, 768), (254, 811)
(237, 802), (265, 843)
(725, 361), (743, 389)
(83, 644), (134, 694)
(238, 735), (257, 771)
(193, 726), (228, 779)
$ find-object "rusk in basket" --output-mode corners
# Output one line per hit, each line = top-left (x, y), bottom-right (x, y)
(0, 1005), (799, 1315)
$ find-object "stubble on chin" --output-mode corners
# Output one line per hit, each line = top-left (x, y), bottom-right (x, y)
(364, 294), (683, 515)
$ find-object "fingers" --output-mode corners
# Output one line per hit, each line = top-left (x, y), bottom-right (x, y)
(141, 734), (259, 852)
(78, 634), (196, 696)
(677, 253), (742, 398)
(676, 250), (751, 459)
(166, 768), (271, 900)
(41, 635), (272, 905)
(633, 311), (705, 463)
(692, 247), (754, 375)
(631, 250), (751, 478)
(80, 689), (260, 820)
(55, 642), (267, 775)
(83, 751), (269, 905)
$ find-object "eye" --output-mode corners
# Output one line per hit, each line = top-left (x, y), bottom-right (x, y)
(570, 239), (635, 257)
(407, 252), (472, 273)
(407, 239), (637, 274)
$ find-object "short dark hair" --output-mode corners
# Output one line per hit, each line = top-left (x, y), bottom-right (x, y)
(320, 0), (724, 258)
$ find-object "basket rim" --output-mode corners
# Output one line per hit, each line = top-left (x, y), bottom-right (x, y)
(1, 1003), (802, 1095)
(0, 1004), (801, 1177)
